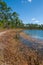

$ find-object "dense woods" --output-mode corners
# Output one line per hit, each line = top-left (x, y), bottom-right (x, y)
(0, 0), (23, 29)
(0, 0), (43, 29)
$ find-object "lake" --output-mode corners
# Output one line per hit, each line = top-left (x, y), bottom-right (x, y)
(23, 30), (43, 40)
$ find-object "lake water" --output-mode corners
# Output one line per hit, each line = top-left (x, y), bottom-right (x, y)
(23, 30), (43, 40)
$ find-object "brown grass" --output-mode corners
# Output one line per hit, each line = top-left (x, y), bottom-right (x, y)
(0, 29), (43, 65)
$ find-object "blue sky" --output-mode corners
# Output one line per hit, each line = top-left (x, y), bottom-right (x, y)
(4, 0), (43, 24)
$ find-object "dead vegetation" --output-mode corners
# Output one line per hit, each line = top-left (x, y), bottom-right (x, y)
(0, 30), (43, 65)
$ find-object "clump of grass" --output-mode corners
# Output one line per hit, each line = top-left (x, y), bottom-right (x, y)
(13, 32), (20, 40)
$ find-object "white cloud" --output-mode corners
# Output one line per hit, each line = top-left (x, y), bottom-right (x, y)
(35, 20), (39, 23)
(32, 18), (40, 23)
(21, 0), (32, 4)
(32, 18), (35, 21)
(28, 0), (32, 3)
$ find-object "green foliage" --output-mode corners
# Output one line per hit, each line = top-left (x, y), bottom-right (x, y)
(0, 0), (24, 29)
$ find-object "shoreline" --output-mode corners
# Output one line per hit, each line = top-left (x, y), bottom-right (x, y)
(20, 31), (43, 45)
(19, 31), (43, 56)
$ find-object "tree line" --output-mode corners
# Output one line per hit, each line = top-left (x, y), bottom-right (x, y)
(24, 24), (43, 29)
